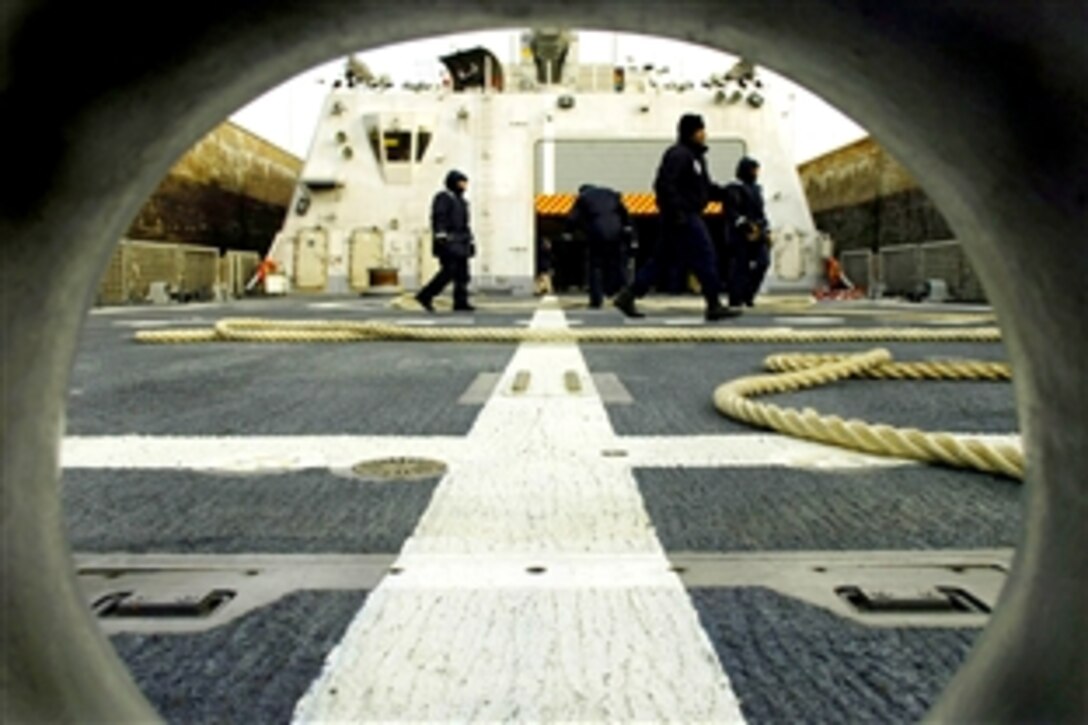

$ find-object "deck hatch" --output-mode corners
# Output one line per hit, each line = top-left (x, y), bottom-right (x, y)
(93, 589), (235, 619)
(835, 585), (991, 614)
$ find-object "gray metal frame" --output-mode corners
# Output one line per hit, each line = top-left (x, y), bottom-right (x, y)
(533, 137), (748, 194)
(872, 240), (989, 302)
(879, 243), (924, 295)
(838, 249), (872, 290)
(2, 2), (1085, 722)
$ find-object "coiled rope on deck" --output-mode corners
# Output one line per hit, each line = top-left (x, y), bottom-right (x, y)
(133, 318), (1004, 345)
(133, 319), (1021, 480)
(713, 349), (1022, 479)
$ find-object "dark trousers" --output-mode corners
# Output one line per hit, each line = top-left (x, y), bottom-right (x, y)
(631, 214), (721, 306)
(419, 253), (470, 307)
(587, 239), (628, 307)
(727, 241), (770, 306)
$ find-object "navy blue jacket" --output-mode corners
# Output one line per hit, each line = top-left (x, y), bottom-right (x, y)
(653, 140), (717, 220)
(568, 185), (631, 245)
(723, 180), (768, 245)
(431, 170), (474, 258)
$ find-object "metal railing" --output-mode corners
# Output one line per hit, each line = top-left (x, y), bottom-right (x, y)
(96, 240), (261, 306)
(868, 240), (986, 302)
(839, 249), (872, 289)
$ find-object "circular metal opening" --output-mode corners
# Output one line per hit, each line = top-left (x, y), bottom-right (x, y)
(3, 4), (1084, 722)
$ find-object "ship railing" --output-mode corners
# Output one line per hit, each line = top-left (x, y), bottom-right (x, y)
(95, 239), (261, 306)
(836, 240), (987, 302)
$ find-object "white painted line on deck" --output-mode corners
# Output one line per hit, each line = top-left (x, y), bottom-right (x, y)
(616, 434), (1022, 469)
(389, 316), (476, 326)
(774, 315), (846, 326)
(291, 306), (746, 722)
(90, 303), (225, 315)
(662, 317), (710, 326)
(391, 318), (438, 326)
(58, 433), (1021, 471)
(110, 318), (211, 328)
(308, 301), (375, 310)
(60, 436), (467, 472)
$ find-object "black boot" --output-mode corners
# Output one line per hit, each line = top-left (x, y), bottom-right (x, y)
(453, 302), (476, 312)
(414, 292), (435, 312)
(705, 301), (742, 321)
(613, 287), (645, 318)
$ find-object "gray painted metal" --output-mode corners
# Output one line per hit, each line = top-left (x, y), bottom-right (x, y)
(668, 549), (1011, 629)
(0, 2), (1084, 723)
(76, 553), (394, 634)
(839, 249), (872, 289)
(534, 138), (747, 194)
(880, 243), (924, 295)
(78, 549), (1006, 632)
(877, 240), (988, 302)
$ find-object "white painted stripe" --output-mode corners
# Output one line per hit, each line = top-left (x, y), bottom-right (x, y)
(89, 303), (225, 315)
(618, 434), (968, 469)
(60, 433), (1022, 471)
(774, 315), (845, 326)
(60, 436), (466, 472)
(389, 317), (477, 326)
(390, 318), (437, 326)
(292, 307), (745, 722)
(110, 318), (211, 328)
(662, 317), (710, 326)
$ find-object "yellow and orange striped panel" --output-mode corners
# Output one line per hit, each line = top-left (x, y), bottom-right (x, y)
(534, 193), (722, 217)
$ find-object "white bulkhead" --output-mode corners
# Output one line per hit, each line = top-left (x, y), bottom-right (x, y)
(270, 36), (823, 296)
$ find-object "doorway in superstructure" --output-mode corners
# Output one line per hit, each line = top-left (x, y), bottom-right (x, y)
(532, 137), (741, 297)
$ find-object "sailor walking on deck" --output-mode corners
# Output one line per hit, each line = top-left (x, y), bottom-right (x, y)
(566, 184), (635, 308)
(613, 114), (739, 321)
(723, 156), (771, 307)
(417, 170), (475, 312)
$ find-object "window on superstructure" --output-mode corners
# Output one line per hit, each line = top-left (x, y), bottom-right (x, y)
(383, 131), (412, 163)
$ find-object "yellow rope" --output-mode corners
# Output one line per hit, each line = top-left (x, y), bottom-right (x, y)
(134, 318), (1004, 345)
(762, 352), (1012, 381)
(133, 318), (1020, 480)
(713, 349), (1022, 480)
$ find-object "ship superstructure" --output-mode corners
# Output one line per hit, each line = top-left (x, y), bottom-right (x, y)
(270, 30), (825, 295)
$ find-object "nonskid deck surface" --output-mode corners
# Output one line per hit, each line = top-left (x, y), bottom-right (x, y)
(66, 295), (1020, 723)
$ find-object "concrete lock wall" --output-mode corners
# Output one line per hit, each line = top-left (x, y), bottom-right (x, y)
(94, 121), (297, 305)
(1, 2), (1085, 723)
(797, 137), (988, 300)
(799, 137), (954, 252)
(126, 121), (303, 254)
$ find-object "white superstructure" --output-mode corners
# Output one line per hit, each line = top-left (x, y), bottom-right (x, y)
(270, 31), (824, 295)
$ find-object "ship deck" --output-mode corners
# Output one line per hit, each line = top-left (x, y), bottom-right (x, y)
(63, 294), (1021, 723)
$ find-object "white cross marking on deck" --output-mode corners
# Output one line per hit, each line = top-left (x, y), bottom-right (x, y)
(289, 305), (746, 722)
(63, 433), (1022, 471)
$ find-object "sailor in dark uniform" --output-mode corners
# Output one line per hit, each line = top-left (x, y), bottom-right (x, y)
(416, 169), (475, 312)
(723, 156), (771, 307)
(613, 113), (738, 321)
(566, 184), (634, 308)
